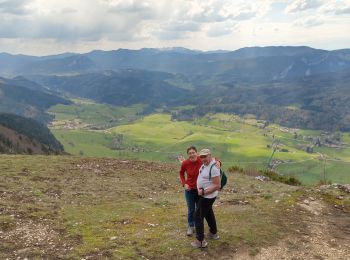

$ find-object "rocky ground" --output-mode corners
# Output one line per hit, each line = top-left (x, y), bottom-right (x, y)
(0, 155), (349, 259)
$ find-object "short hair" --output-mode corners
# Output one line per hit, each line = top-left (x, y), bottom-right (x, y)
(187, 146), (197, 154)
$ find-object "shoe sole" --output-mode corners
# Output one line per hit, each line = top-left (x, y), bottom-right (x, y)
(191, 241), (208, 248)
(207, 236), (219, 240)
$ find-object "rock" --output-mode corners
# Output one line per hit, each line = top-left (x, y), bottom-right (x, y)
(147, 223), (158, 227)
(309, 197), (315, 201)
(337, 184), (350, 193)
(16, 248), (31, 254)
(303, 199), (310, 205)
(255, 175), (270, 182)
(110, 236), (117, 240)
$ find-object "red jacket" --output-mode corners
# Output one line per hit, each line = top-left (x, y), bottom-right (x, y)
(179, 157), (202, 190)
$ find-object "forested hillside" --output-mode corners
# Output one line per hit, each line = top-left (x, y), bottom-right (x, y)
(0, 113), (64, 154)
(0, 80), (71, 123)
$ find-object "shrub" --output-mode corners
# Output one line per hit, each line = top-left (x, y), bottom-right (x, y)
(227, 165), (244, 173)
(259, 169), (301, 186)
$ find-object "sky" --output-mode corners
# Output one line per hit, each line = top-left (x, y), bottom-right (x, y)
(0, 0), (349, 55)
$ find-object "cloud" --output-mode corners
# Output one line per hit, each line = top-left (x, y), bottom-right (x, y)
(0, 0), (157, 42)
(60, 7), (77, 14)
(154, 21), (202, 40)
(105, 0), (157, 20)
(104, 0), (152, 12)
(187, 1), (262, 22)
(320, 1), (350, 15)
(335, 6), (350, 14)
(165, 21), (201, 32)
(0, 0), (348, 55)
(0, 0), (33, 15)
(294, 15), (324, 27)
(285, 0), (324, 13)
(150, 1), (261, 41)
(206, 22), (237, 37)
(0, 0), (268, 43)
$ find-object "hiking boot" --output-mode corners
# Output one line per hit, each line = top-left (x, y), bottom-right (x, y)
(191, 240), (208, 248)
(206, 232), (219, 240)
(186, 226), (194, 236)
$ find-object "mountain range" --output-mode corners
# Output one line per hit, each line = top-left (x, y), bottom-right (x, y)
(1, 46), (350, 80)
(0, 46), (349, 131)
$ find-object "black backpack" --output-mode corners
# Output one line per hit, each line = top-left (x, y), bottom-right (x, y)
(209, 164), (228, 190)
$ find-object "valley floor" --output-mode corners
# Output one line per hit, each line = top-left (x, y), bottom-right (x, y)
(0, 155), (349, 259)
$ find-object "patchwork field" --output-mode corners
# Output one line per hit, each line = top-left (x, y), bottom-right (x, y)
(48, 99), (144, 129)
(48, 101), (350, 185)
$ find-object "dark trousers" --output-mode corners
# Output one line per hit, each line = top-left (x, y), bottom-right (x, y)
(185, 189), (199, 227)
(195, 196), (217, 241)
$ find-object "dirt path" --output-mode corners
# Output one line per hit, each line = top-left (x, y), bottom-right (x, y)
(235, 199), (350, 260)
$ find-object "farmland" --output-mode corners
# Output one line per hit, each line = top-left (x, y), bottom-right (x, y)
(48, 101), (350, 185)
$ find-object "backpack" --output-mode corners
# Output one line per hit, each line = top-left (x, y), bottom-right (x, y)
(209, 164), (228, 190)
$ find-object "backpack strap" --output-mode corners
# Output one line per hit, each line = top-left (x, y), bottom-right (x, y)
(209, 163), (216, 181)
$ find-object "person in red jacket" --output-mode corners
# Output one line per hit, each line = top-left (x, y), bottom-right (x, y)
(179, 146), (220, 236)
(179, 146), (202, 236)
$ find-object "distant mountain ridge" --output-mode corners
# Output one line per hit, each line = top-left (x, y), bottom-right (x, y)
(1, 46), (350, 81)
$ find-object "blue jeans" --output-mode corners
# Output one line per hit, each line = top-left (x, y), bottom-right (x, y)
(185, 189), (199, 227)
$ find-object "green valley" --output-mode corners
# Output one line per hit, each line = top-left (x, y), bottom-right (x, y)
(48, 101), (350, 185)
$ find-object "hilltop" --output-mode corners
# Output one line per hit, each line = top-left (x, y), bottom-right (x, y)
(0, 156), (349, 259)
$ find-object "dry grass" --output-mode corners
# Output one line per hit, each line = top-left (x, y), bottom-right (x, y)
(0, 155), (349, 259)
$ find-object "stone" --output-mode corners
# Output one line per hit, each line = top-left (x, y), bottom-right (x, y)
(337, 184), (350, 193)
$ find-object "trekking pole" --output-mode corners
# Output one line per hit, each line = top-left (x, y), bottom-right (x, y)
(323, 154), (327, 184)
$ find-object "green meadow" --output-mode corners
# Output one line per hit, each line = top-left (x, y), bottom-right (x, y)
(48, 100), (350, 185)
(48, 99), (144, 128)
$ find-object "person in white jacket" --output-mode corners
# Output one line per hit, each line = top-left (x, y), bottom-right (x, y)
(191, 148), (220, 248)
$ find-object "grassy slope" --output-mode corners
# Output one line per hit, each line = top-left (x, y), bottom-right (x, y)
(1, 156), (349, 259)
(111, 113), (315, 162)
(267, 124), (350, 184)
(52, 129), (116, 157)
(48, 99), (144, 128)
(0, 155), (323, 259)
